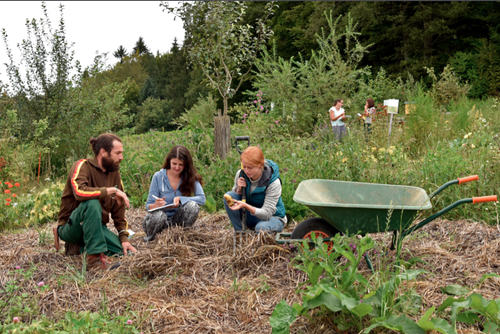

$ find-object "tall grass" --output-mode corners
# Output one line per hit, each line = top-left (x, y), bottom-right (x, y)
(119, 96), (500, 225)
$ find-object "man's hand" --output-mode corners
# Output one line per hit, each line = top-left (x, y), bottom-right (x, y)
(114, 189), (130, 209)
(122, 241), (137, 256)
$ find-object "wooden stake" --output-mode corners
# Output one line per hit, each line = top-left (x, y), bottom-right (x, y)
(37, 152), (41, 183)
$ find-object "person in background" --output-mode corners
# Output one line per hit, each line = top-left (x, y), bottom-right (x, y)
(142, 145), (205, 242)
(223, 146), (286, 233)
(363, 98), (376, 141)
(329, 98), (346, 141)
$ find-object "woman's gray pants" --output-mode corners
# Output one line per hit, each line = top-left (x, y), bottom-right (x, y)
(142, 201), (200, 242)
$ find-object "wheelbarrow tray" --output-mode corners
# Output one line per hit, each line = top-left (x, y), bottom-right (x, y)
(293, 179), (432, 234)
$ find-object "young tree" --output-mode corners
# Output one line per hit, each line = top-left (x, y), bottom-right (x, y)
(161, 1), (276, 116)
(113, 45), (128, 63)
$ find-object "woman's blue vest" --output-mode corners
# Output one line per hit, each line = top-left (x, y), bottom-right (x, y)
(242, 159), (286, 218)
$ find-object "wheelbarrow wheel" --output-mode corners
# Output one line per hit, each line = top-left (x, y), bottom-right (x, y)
(291, 218), (341, 252)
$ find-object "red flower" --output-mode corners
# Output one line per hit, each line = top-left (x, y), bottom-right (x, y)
(14, 183), (20, 187)
(12, 194), (17, 197)
(6, 198), (11, 202)
(4, 190), (11, 194)
(8, 184), (13, 188)
(6, 202), (10, 206)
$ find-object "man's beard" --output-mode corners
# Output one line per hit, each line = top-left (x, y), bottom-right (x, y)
(102, 155), (120, 172)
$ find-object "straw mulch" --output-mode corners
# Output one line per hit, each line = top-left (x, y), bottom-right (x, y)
(0, 210), (499, 333)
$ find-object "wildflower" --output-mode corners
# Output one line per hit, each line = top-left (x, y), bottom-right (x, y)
(15, 266), (20, 269)
(243, 114), (247, 118)
(265, 110), (269, 113)
(471, 144), (476, 148)
(258, 145), (260, 147)
(38, 281), (44, 287)
(13, 203), (17, 207)
(8, 184), (13, 188)
(242, 120), (245, 124)
(6, 198), (11, 202)
(127, 319), (133, 325)
(254, 100), (257, 103)
(260, 106), (264, 110)
(255, 112), (258, 116)
(342, 158), (348, 163)
(319, 275), (324, 279)
(464, 134), (469, 139)
(275, 121), (279, 124)
(259, 90), (262, 94)
(349, 243), (356, 251)
(462, 143), (467, 147)
(13, 317), (19, 324)
(6, 202), (10, 206)
(15, 183), (20, 187)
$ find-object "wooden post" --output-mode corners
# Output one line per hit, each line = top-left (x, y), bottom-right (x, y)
(214, 109), (231, 160)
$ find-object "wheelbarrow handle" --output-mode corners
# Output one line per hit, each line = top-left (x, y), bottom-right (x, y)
(473, 195), (497, 204)
(458, 175), (479, 184)
(235, 136), (250, 154)
(431, 175), (479, 198)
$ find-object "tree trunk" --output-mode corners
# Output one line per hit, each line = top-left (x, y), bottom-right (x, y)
(214, 108), (231, 160)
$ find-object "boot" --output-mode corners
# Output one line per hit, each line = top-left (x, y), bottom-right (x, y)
(87, 253), (121, 270)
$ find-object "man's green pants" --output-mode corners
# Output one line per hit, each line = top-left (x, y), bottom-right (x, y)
(58, 200), (123, 256)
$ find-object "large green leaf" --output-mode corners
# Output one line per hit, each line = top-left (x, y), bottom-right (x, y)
(302, 291), (343, 312)
(483, 321), (500, 334)
(269, 300), (297, 334)
(350, 303), (373, 317)
(456, 311), (480, 324)
(441, 284), (469, 296)
(364, 315), (426, 334)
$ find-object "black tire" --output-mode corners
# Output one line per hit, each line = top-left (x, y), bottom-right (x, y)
(291, 218), (341, 240)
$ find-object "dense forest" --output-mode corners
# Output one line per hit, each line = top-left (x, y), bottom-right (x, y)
(112, 1), (500, 128)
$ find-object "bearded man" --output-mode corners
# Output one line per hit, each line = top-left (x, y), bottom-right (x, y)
(56, 133), (137, 269)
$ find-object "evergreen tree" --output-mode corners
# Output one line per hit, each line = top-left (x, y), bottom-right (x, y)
(132, 36), (150, 56)
(113, 45), (128, 63)
(139, 76), (157, 103)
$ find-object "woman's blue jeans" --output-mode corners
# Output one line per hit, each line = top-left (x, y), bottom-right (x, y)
(223, 191), (283, 233)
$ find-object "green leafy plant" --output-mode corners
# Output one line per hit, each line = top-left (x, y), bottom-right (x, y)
(29, 182), (64, 226)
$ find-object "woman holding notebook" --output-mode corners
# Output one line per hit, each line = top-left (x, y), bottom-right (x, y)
(142, 145), (205, 241)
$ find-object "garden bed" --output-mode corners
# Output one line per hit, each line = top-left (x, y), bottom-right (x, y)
(0, 210), (499, 333)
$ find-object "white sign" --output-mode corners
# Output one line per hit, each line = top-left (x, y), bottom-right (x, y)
(383, 99), (399, 114)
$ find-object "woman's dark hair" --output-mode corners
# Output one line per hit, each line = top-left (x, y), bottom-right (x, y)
(162, 145), (203, 196)
(334, 98), (343, 106)
(366, 98), (375, 108)
(89, 133), (122, 157)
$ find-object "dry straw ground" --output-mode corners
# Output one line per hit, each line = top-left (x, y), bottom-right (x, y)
(1, 209), (499, 333)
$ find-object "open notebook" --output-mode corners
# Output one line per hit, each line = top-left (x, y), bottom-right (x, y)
(147, 203), (177, 213)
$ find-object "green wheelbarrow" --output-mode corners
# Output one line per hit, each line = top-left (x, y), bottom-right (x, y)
(276, 175), (497, 269)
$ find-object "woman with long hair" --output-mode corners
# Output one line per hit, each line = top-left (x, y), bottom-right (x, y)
(142, 145), (205, 241)
(223, 146), (286, 232)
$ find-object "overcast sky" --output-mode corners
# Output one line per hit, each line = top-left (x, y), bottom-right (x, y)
(0, 1), (185, 85)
